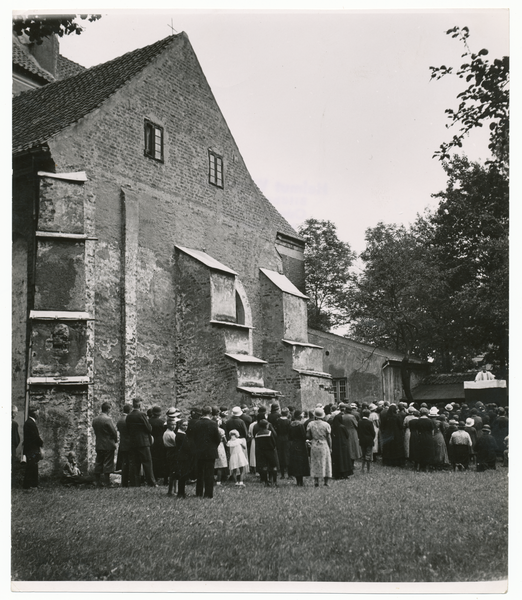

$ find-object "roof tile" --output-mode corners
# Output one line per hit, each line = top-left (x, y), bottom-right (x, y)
(13, 34), (178, 154)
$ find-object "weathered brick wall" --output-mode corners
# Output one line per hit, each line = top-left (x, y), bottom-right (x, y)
(307, 329), (427, 404)
(308, 329), (385, 403)
(29, 386), (91, 475)
(42, 34), (302, 423)
(174, 254), (239, 411)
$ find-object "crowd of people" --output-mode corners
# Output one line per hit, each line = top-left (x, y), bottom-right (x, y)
(12, 395), (509, 494)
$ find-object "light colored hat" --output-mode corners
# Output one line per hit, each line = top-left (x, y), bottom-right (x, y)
(445, 404), (453, 412)
(231, 406), (243, 417)
(377, 401), (384, 407)
(229, 429), (240, 437)
(314, 407), (325, 418)
(166, 407), (180, 417)
(408, 405), (416, 414)
(369, 403), (377, 411)
(429, 407), (439, 416)
(465, 418), (475, 428)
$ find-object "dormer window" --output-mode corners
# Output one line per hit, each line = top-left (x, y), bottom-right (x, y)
(144, 120), (164, 162)
(208, 150), (224, 188)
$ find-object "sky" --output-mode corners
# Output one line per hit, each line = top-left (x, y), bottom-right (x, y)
(14, 5), (509, 255)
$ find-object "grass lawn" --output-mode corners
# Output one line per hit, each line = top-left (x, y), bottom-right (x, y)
(11, 461), (508, 582)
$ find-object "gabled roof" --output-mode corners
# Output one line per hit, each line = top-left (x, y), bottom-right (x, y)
(13, 34), (179, 155)
(12, 35), (55, 84)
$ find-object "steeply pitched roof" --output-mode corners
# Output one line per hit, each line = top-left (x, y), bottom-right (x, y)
(13, 34), (179, 154)
(57, 54), (86, 79)
(12, 35), (55, 84)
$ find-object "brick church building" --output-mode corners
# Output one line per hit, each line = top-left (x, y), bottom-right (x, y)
(13, 31), (429, 475)
(12, 32), (336, 473)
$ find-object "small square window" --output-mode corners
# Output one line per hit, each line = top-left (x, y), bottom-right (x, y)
(208, 150), (224, 188)
(144, 120), (164, 162)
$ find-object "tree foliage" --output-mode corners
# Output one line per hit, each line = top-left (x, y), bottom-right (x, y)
(13, 14), (101, 44)
(429, 26), (509, 170)
(430, 155), (508, 374)
(347, 220), (445, 357)
(297, 219), (355, 331)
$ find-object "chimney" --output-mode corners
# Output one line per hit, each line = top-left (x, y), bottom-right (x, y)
(29, 34), (59, 78)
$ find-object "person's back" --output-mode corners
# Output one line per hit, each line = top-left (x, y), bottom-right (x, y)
(126, 408), (152, 447)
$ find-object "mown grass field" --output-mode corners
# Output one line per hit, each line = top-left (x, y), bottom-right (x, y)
(11, 462), (508, 582)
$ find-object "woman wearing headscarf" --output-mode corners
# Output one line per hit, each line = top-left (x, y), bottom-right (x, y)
(380, 404), (405, 467)
(330, 413), (353, 479)
(287, 410), (310, 486)
(306, 407), (332, 487)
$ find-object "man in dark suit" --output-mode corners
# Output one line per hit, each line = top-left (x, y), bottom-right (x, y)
(224, 406), (248, 440)
(149, 405), (167, 485)
(190, 405), (221, 498)
(126, 400), (157, 487)
(23, 406), (44, 490)
(116, 404), (132, 487)
(92, 401), (118, 487)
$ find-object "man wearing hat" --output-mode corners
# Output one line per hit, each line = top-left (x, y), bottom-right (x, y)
(126, 400), (157, 487)
(474, 425), (498, 471)
(267, 402), (282, 428)
(191, 406), (222, 498)
(225, 406), (248, 440)
(22, 405), (44, 490)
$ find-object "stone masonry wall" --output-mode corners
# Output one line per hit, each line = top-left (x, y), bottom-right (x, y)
(43, 34), (301, 423)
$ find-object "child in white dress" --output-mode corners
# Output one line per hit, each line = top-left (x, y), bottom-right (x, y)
(214, 424), (228, 485)
(226, 430), (248, 487)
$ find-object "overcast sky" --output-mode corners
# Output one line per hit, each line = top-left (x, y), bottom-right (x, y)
(14, 7), (510, 254)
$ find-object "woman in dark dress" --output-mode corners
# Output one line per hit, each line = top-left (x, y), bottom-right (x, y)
(330, 413), (353, 479)
(414, 407), (435, 471)
(287, 410), (310, 486)
(381, 404), (405, 467)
